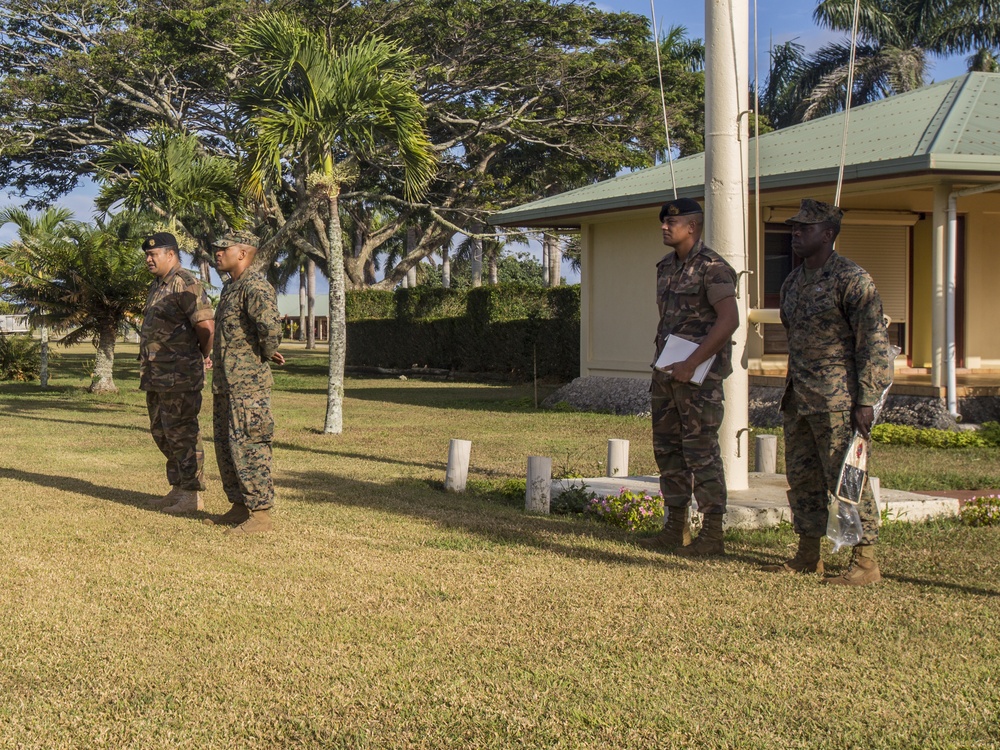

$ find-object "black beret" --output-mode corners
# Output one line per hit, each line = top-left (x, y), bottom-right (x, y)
(659, 198), (703, 221)
(142, 232), (178, 251)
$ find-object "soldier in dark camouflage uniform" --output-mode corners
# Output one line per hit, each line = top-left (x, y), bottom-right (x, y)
(763, 198), (891, 586)
(139, 232), (214, 514)
(639, 198), (740, 557)
(206, 231), (284, 535)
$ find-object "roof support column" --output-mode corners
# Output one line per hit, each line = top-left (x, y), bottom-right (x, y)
(705, 0), (749, 491)
(931, 183), (949, 388)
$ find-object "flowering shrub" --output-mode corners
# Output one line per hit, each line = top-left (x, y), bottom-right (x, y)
(586, 488), (664, 533)
(960, 495), (1000, 527)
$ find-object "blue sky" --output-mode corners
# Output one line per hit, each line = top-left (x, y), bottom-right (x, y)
(1, 1), (974, 285)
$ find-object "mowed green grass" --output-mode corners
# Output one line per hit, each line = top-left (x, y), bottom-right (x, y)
(0, 343), (998, 749)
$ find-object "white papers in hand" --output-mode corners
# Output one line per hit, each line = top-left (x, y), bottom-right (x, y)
(654, 334), (715, 385)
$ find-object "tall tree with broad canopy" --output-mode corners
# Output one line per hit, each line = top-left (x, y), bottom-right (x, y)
(1, 0), (699, 286)
(0, 217), (150, 393)
(234, 10), (436, 434)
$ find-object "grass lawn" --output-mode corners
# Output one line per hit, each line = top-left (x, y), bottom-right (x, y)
(1, 342), (998, 749)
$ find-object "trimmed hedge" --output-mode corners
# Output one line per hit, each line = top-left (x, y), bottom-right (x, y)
(345, 285), (580, 381)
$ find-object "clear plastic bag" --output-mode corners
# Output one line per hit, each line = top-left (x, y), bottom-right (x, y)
(827, 497), (863, 553)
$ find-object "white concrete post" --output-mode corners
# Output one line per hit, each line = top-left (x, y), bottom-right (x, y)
(525, 456), (552, 514)
(931, 183), (949, 387)
(754, 434), (777, 474)
(606, 439), (629, 478)
(705, 0), (750, 491)
(444, 439), (472, 492)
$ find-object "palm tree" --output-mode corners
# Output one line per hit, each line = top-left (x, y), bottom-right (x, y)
(95, 128), (245, 282)
(234, 11), (436, 434)
(785, 0), (1000, 122)
(0, 206), (74, 386)
(0, 217), (149, 393)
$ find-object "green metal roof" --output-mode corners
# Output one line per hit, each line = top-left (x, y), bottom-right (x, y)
(491, 72), (1000, 227)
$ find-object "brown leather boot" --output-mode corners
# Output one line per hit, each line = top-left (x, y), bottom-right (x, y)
(202, 503), (250, 527)
(762, 535), (824, 574)
(675, 513), (725, 557)
(822, 544), (881, 586)
(225, 508), (273, 536)
(162, 489), (204, 514)
(637, 507), (691, 551)
(148, 486), (181, 510)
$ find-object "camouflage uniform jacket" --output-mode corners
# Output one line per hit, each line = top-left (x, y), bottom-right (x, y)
(139, 266), (214, 392)
(780, 251), (891, 415)
(654, 240), (738, 383)
(212, 269), (282, 395)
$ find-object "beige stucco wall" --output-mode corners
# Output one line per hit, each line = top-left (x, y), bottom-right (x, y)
(580, 210), (663, 379)
(959, 192), (1000, 367)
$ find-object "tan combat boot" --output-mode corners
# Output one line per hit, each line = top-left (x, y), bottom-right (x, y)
(225, 508), (273, 536)
(675, 513), (725, 557)
(762, 535), (824, 574)
(202, 503), (250, 527)
(822, 544), (881, 586)
(162, 489), (204, 514)
(637, 507), (691, 551)
(148, 486), (181, 510)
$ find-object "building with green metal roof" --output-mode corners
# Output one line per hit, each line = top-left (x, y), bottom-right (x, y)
(492, 72), (1000, 387)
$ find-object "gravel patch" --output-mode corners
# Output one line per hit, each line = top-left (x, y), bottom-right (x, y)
(544, 376), (1000, 429)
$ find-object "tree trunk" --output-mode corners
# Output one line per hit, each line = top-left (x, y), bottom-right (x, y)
(471, 235), (483, 288)
(546, 234), (562, 288)
(89, 324), (118, 393)
(441, 245), (451, 289)
(39, 322), (49, 388)
(542, 237), (550, 286)
(324, 191), (346, 435)
(306, 257), (317, 350)
(488, 249), (498, 285)
(298, 265), (306, 341)
(199, 258), (212, 285)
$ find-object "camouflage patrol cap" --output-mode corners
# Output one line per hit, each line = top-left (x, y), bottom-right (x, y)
(659, 197), (703, 221)
(785, 198), (844, 227)
(142, 232), (178, 251)
(212, 230), (260, 249)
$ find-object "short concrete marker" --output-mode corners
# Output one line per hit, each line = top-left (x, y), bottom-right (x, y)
(606, 439), (629, 478)
(445, 438), (472, 492)
(526, 456), (552, 514)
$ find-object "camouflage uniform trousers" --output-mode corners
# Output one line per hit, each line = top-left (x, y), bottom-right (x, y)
(651, 372), (727, 514)
(783, 400), (879, 544)
(213, 391), (275, 511)
(146, 391), (206, 491)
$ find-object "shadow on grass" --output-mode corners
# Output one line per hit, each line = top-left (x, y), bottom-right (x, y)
(282, 469), (685, 569)
(273, 440), (446, 472)
(0, 466), (163, 510)
(343, 385), (550, 413)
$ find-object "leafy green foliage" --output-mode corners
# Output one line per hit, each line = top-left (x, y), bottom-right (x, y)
(871, 423), (1000, 449)
(0, 335), (41, 381)
(960, 495), (1000, 527)
(551, 481), (595, 515)
(585, 488), (664, 532)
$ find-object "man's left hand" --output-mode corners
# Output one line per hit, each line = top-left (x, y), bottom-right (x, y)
(670, 359), (697, 383)
(852, 404), (875, 439)
(270, 352), (285, 366)
(203, 355), (212, 371)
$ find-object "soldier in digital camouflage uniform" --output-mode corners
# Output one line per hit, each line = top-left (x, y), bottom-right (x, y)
(205, 231), (284, 535)
(139, 232), (215, 514)
(763, 198), (891, 586)
(639, 198), (740, 557)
